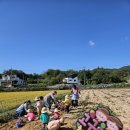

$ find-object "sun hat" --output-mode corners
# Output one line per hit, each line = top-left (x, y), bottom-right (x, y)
(41, 107), (48, 113)
(54, 108), (60, 113)
(65, 95), (69, 99)
(34, 96), (40, 101)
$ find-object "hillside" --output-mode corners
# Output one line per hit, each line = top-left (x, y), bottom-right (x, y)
(120, 65), (130, 70)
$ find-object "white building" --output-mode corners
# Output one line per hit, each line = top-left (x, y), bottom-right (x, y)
(63, 75), (80, 84)
(0, 75), (25, 87)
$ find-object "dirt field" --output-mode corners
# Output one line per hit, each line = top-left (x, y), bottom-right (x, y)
(81, 88), (130, 130)
(0, 88), (130, 130)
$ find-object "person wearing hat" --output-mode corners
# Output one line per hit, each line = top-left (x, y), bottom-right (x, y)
(50, 108), (61, 121)
(24, 109), (35, 122)
(34, 96), (43, 117)
(40, 107), (52, 130)
(44, 91), (57, 110)
(62, 95), (71, 113)
(47, 117), (64, 130)
(16, 100), (31, 117)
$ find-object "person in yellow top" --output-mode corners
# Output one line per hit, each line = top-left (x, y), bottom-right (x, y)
(62, 95), (71, 113)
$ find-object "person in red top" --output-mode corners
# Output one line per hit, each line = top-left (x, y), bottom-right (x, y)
(53, 108), (61, 120)
(24, 109), (35, 122)
(50, 108), (61, 121)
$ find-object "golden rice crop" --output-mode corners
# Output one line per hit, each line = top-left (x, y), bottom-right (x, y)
(0, 90), (69, 113)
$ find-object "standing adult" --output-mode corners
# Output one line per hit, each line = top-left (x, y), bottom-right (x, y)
(71, 84), (80, 107)
(16, 100), (31, 117)
(44, 91), (57, 110)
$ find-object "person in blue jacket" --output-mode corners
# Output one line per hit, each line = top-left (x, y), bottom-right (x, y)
(16, 100), (31, 117)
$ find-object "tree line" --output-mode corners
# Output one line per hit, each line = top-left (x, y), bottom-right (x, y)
(0, 67), (130, 87)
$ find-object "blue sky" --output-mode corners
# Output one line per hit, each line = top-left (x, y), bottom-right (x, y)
(0, 0), (130, 73)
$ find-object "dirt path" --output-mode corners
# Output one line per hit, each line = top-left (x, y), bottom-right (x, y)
(0, 88), (130, 130)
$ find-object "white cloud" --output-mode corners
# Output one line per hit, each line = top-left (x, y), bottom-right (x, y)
(88, 40), (95, 46)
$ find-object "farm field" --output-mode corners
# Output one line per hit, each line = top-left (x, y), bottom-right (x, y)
(0, 90), (69, 113)
(81, 88), (130, 130)
(0, 88), (130, 130)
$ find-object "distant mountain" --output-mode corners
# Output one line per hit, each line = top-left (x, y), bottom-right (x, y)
(120, 65), (130, 70)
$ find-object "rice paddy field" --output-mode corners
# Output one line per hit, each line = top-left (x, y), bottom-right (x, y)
(0, 90), (69, 113)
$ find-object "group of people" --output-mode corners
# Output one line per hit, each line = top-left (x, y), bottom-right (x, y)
(15, 84), (81, 130)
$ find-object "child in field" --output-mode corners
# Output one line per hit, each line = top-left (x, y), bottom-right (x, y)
(50, 108), (61, 121)
(47, 117), (64, 130)
(34, 96), (43, 117)
(24, 109), (35, 122)
(40, 107), (52, 130)
(53, 108), (61, 120)
(62, 95), (71, 113)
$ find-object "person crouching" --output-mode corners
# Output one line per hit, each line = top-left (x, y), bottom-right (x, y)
(24, 109), (35, 122)
(16, 100), (31, 117)
(62, 95), (71, 113)
(47, 118), (64, 130)
(50, 108), (61, 121)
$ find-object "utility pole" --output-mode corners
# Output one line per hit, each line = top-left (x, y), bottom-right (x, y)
(11, 67), (13, 87)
